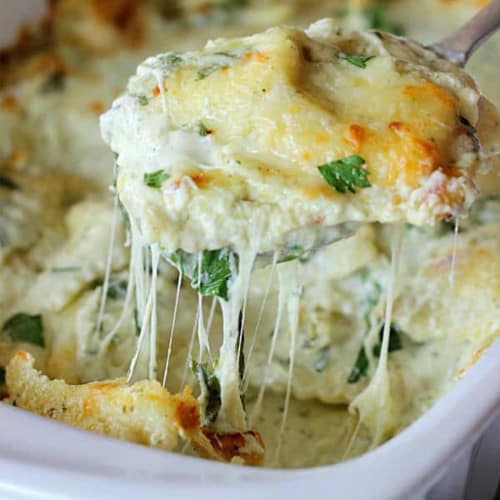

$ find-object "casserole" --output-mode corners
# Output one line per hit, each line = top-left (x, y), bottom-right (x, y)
(2, 0), (494, 498)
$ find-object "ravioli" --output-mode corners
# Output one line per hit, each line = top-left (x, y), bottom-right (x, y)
(101, 20), (489, 255)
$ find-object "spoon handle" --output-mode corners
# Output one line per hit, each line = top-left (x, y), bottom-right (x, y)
(430, 0), (500, 66)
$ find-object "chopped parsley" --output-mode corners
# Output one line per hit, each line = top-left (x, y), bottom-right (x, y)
(348, 324), (403, 383)
(191, 359), (221, 426)
(337, 52), (374, 68)
(0, 173), (19, 190)
(157, 52), (183, 72)
(366, 3), (405, 36)
(2, 313), (45, 347)
(193, 249), (234, 300)
(278, 244), (315, 264)
(348, 275), (382, 384)
(372, 323), (403, 357)
(133, 307), (141, 336)
(318, 155), (371, 194)
(144, 169), (170, 188)
(348, 346), (369, 383)
(137, 95), (149, 106)
(163, 53), (183, 66)
(165, 249), (190, 277)
(198, 122), (212, 136)
(165, 248), (235, 301)
(106, 279), (128, 300)
(436, 219), (459, 235)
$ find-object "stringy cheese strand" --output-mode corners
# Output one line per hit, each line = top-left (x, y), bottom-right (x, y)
(243, 252), (278, 390)
(274, 261), (301, 464)
(94, 194), (119, 344)
(162, 271), (182, 387)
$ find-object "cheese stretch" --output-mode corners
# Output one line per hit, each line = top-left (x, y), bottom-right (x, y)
(99, 19), (496, 439)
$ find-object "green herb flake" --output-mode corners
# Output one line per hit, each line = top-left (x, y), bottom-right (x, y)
(367, 3), (405, 35)
(191, 359), (221, 426)
(372, 323), (403, 357)
(279, 244), (315, 264)
(2, 313), (45, 347)
(165, 249), (189, 277)
(198, 122), (212, 137)
(318, 155), (371, 194)
(436, 219), (459, 236)
(164, 53), (182, 66)
(107, 279), (128, 300)
(144, 169), (170, 188)
(165, 248), (235, 301)
(133, 308), (141, 336)
(348, 346), (369, 383)
(193, 249), (234, 301)
(0, 173), (19, 190)
(157, 53), (183, 72)
(337, 52), (374, 68)
(137, 95), (149, 106)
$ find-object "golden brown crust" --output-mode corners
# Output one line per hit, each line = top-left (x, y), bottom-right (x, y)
(5, 351), (265, 465)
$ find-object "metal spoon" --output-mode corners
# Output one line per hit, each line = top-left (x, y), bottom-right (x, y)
(429, 0), (500, 66)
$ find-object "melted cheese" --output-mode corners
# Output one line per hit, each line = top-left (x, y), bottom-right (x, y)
(349, 224), (403, 446)
(101, 21), (490, 255)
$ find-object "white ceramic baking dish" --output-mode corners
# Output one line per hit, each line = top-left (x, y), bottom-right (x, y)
(0, 340), (498, 500)
(1, 2), (499, 499)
